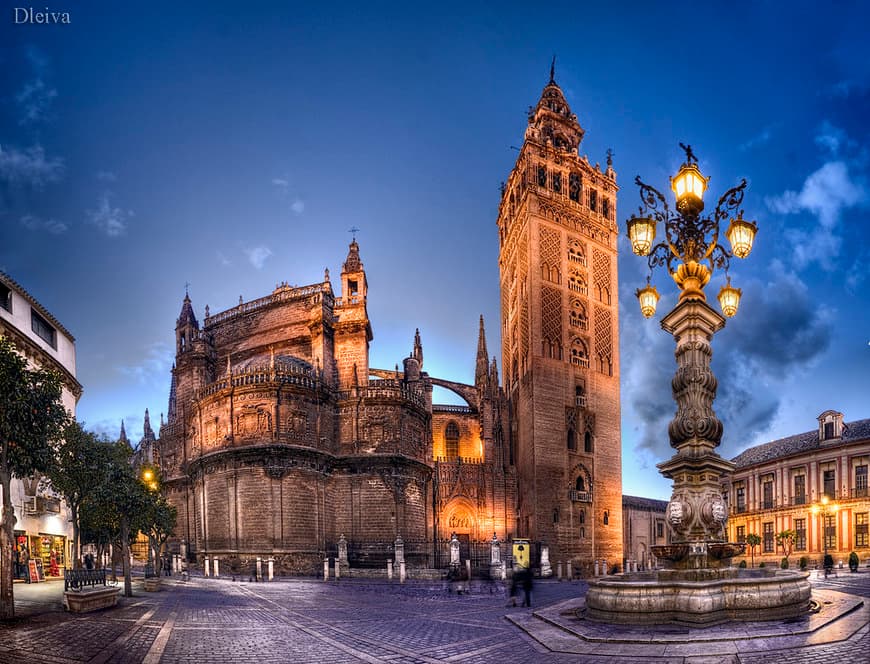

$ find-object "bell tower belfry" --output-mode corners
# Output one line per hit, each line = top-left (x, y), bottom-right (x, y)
(497, 64), (623, 568)
(335, 239), (372, 389)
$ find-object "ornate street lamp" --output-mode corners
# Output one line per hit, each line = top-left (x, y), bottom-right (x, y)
(626, 143), (757, 317)
(811, 495), (839, 579)
(625, 144), (759, 567)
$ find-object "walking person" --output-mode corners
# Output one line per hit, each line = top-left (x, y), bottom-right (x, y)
(521, 567), (533, 607)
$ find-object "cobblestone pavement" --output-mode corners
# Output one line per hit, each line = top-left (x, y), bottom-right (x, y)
(0, 572), (867, 663)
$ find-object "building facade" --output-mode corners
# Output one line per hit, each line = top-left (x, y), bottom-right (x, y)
(496, 69), (623, 566)
(0, 272), (81, 580)
(154, 69), (623, 575)
(622, 495), (669, 571)
(725, 410), (870, 567)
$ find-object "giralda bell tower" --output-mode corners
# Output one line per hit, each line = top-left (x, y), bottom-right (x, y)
(497, 64), (623, 569)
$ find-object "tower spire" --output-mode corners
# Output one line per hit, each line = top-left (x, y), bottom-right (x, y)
(475, 315), (489, 387)
(413, 328), (423, 368)
(119, 419), (128, 445)
(550, 55), (556, 84)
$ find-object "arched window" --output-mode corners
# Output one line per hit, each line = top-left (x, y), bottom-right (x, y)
(445, 421), (460, 460)
(569, 172), (581, 202)
(571, 339), (589, 368)
(568, 274), (586, 294)
(567, 428), (576, 451)
(575, 476), (586, 492)
(569, 300), (587, 330)
(603, 511), (609, 526)
(568, 241), (586, 266)
(553, 507), (560, 523)
(579, 526), (586, 539)
(579, 509), (586, 524)
(584, 431), (593, 453)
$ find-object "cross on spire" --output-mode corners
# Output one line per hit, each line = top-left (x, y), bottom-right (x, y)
(184, 281), (190, 296)
(348, 226), (360, 241)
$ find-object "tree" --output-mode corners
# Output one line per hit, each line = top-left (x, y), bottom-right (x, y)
(0, 337), (69, 619)
(745, 533), (761, 568)
(43, 422), (112, 570)
(776, 529), (796, 567)
(142, 493), (177, 575)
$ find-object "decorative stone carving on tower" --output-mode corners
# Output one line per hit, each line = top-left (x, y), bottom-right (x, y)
(496, 63), (622, 568)
(335, 240), (372, 389)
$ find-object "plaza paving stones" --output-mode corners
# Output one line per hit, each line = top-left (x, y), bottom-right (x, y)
(0, 572), (868, 663)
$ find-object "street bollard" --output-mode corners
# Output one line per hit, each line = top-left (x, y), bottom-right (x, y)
(323, 558), (329, 581)
(204, 556), (210, 577)
(594, 559), (599, 577)
(501, 560), (506, 581)
(399, 561), (406, 584)
(213, 558), (219, 577)
(557, 560), (563, 581)
(334, 558), (340, 580)
(465, 559), (471, 584)
(256, 557), (262, 581)
(387, 559), (393, 580)
(267, 557), (274, 581)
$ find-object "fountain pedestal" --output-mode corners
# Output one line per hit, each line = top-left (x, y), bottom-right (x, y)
(586, 299), (811, 624)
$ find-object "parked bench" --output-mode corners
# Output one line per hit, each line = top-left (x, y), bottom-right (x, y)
(63, 568), (119, 613)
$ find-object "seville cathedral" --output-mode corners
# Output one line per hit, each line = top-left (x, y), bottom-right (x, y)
(155, 69), (623, 575)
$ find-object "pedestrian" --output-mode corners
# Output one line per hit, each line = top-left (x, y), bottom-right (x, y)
(521, 567), (533, 607)
(84, 553), (94, 570)
(507, 567), (519, 606)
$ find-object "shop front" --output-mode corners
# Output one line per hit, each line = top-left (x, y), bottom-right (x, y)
(15, 532), (67, 580)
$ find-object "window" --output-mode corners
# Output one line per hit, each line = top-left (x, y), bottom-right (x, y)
(31, 310), (56, 348)
(763, 522), (774, 553)
(567, 428), (576, 451)
(603, 510), (609, 526)
(824, 421), (834, 439)
(569, 173), (581, 202)
(584, 431), (593, 453)
(570, 339), (589, 368)
(553, 507), (560, 524)
(575, 477), (585, 492)
(0, 283), (10, 312)
(568, 243), (585, 265)
(736, 486), (746, 513)
(795, 518), (806, 551)
(824, 514), (836, 550)
(602, 197), (610, 219)
(855, 513), (868, 548)
(574, 385), (586, 408)
(762, 480), (774, 509)
(856, 465), (868, 498)
(579, 527), (585, 539)
(348, 279), (358, 295)
(537, 166), (547, 187)
(793, 475), (806, 505)
(445, 421), (459, 460)
(823, 469), (835, 498)
(552, 172), (562, 193)
(656, 522), (664, 539)
(568, 275), (586, 294)
(736, 525), (746, 544)
(589, 189), (598, 212)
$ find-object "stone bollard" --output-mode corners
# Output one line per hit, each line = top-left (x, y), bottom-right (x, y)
(489, 533), (502, 581)
(567, 559), (573, 581)
(557, 561), (563, 581)
(334, 558), (341, 580)
(594, 559), (599, 577)
(540, 544), (552, 577)
(603, 559), (608, 575)
(213, 558), (220, 577)
(501, 560), (507, 581)
(256, 557), (262, 581)
(323, 558), (329, 581)
(399, 561), (406, 584)
(204, 556), (210, 577)
(465, 559), (471, 584)
(387, 559), (393, 580)
(337, 533), (349, 576)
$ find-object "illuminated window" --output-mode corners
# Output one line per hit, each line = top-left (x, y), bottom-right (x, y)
(856, 513), (868, 548)
(763, 522), (774, 553)
(736, 525), (746, 544)
(795, 519), (806, 550)
(445, 421), (459, 460)
(793, 475), (806, 504)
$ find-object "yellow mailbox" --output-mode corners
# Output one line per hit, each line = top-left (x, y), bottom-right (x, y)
(512, 539), (531, 569)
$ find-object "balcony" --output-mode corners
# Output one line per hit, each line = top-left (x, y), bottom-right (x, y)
(569, 490), (592, 503)
(575, 395), (587, 408)
(853, 486), (869, 499)
(761, 500), (775, 510)
(792, 495), (807, 506)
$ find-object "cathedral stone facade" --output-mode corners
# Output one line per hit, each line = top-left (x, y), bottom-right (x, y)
(156, 70), (622, 575)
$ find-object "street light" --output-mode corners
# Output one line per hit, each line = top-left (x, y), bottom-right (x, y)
(139, 465), (159, 577)
(811, 495), (839, 579)
(627, 144), (758, 568)
(625, 143), (758, 316)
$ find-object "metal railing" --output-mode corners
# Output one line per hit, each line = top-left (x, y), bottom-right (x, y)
(569, 489), (593, 503)
(64, 568), (108, 592)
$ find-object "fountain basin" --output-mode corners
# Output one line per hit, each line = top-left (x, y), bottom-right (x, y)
(585, 568), (811, 625)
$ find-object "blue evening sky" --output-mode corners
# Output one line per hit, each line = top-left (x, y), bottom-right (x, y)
(2, 1), (868, 500)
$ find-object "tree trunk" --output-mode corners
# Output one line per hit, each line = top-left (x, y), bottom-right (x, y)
(0, 468), (16, 620)
(121, 518), (132, 597)
(70, 503), (80, 570)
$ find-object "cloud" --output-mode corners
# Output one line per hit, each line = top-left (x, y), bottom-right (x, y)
(97, 170), (117, 182)
(245, 246), (273, 269)
(117, 341), (174, 389)
(738, 126), (774, 151)
(271, 177), (288, 189)
(622, 263), (832, 461)
(291, 198), (305, 214)
(217, 251), (232, 267)
(15, 46), (56, 125)
(87, 192), (133, 237)
(813, 122), (848, 155)
(272, 176), (304, 215)
(0, 144), (64, 187)
(766, 159), (866, 270)
(21, 214), (68, 234)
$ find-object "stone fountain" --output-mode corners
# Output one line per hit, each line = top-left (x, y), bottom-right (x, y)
(585, 294), (811, 625)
